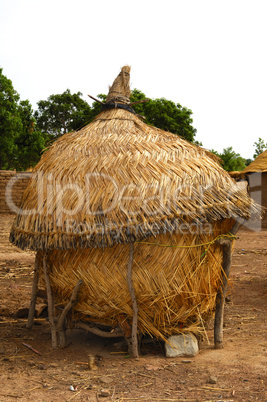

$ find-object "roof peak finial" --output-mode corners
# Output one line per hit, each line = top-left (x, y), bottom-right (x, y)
(106, 65), (131, 105)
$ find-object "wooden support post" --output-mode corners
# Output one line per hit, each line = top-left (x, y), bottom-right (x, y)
(43, 252), (58, 348)
(228, 221), (242, 237)
(214, 221), (242, 348)
(57, 279), (84, 348)
(26, 256), (39, 329)
(127, 242), (139, 358)
(214, 239), (232, 348)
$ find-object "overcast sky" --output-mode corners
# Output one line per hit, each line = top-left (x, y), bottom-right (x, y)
(1, 0), (266, 159)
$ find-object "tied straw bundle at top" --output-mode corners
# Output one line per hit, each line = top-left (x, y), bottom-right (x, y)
(10, 66), (261, 351)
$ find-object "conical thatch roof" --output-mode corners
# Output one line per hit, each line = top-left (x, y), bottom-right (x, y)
(10, 66), (260, 251)
(242, 149), (267, 174)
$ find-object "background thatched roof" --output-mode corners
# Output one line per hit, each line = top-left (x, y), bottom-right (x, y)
(242, 149), (267, 174)
(10, 67), (260, 250)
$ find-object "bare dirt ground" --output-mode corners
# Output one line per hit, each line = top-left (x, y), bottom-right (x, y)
(0, 214), (266, 402)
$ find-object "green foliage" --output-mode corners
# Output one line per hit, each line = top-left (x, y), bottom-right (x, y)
(34, 89), (197, 144)
(1, 70), (197, 170)
(130, 89), (197, 143)
(0, 68), (22, 169)
(0, 68), (46, 170)
(15, 101), (46, 170)
(0, 70), (200, 170)
(88, 94), (107, 120)
(245, 158), (252, 166)
(253, 137), (267, 159)
(34, 90), (93, 139)
(211, 147), (246, 172)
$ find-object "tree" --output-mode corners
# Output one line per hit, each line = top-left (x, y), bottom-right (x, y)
(15, 100), (46, 170)
(35, 89), (196, 144)
(130, 89), (197, 143)
(0, 68), (46, 170)
(245, 158), (253, 166)
(0, 68), (22, 169)
(253, 137), (267, 159)
(35, 90), (93, 139)
(211, 147), (246, 172)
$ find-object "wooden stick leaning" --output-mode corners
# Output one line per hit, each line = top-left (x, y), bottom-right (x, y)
(214, 221), (242, 348)
(88, 95), (104, 104)
(129, 98), (150, 106)
(22, 342), (41, 355)
(26, 256), (39, 329)
(76, 322), (123, 338)
(127, 242), (139, 358)
(57, 279), (84, 348)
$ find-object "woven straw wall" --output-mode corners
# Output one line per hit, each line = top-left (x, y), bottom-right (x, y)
(37, 218), (234, 341)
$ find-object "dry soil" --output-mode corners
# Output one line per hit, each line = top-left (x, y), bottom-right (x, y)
(0, 214), (266, 401)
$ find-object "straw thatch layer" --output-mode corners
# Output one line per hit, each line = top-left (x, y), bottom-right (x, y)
(242, 149), (267, 174)
(10, 107), (260, 250)
(37, 219), (234, 341)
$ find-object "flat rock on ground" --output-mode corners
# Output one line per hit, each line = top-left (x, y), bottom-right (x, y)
(165, 333), (199, 357)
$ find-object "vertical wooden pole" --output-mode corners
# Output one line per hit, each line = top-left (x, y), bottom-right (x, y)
(26, 256), (39, 329)
(43, 252), (58, 348)
(214, 239), (232, 348)
(214, 221), (241, 348)
(127, 242), (139, 358)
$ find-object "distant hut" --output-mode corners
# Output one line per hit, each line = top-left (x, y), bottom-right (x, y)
(240, 150), (267, 228)
(10, 67), (260, 356)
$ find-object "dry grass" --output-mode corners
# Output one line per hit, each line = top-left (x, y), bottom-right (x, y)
(10, 105), (260, 250)
(242, 149), (267, 174)
(106, 65), (131, 104)
(35, 220), (235, 341)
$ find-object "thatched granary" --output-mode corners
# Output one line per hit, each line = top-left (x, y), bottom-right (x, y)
(10, 67), (260, 355)
(240, 150), (267, 228)
(230, 150), (267, 228)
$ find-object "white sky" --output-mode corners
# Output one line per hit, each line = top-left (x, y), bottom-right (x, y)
(1, 0), (266, 159)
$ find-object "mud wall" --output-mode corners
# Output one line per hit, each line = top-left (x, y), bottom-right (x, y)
(0, 170), (30, 214)
(248, 172), (267, 228)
